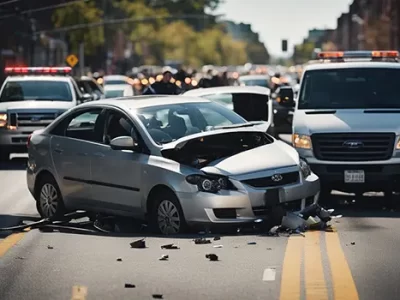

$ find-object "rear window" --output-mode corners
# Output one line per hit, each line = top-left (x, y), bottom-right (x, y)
(0, 80), (73, 102)
(104, 80), (127, 85)
(298, 68), (400, 109)
(240, 78), (270, 88)
(105, 90), (124, 98)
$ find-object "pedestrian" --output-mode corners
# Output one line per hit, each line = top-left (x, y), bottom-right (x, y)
(142, 71), (181, 95)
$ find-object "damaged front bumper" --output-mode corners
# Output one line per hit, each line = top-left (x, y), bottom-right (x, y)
(178, 172), (320, 225)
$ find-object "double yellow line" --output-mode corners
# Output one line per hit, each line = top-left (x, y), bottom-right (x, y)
(280, 230), (359, 300)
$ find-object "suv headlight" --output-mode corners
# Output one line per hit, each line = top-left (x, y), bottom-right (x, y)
(186, 174), (236, 193)
(292, 133), (312, 149)
(299, 158), (311, 178)
(0, 113), (6, 127)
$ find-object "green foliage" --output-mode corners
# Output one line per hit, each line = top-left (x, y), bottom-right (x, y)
(50, 0), (267, 67)
(52, 0), (104, 55)
(292, 42), (316, 64)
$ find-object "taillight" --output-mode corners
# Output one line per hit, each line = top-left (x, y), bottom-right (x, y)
(27, 134), (32, 148)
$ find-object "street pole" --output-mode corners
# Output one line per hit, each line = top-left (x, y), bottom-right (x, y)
(102, 0), (108, 74)
(79, 42), (84, 76)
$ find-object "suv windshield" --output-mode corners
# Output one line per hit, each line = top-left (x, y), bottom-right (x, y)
(298, 68), (400, 109)
(0, 81), (72, 102)
(136, 102), (246, 144)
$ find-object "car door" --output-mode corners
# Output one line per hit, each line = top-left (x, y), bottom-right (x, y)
(50, 107), (106, 208)
(89, 108), (146, 216)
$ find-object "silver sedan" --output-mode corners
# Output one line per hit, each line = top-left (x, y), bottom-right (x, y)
(27, 95), (320, 234)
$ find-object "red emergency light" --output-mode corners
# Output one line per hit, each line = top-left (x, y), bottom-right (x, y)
(371, 50), (399, 58)
(317, 51), (344, 59)
(4, 67), (72, 75)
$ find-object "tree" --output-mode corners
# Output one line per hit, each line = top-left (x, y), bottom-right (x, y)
(52, 0), (104, 55)
(364, 13), (391, 50)
(292, 41), (316, 64)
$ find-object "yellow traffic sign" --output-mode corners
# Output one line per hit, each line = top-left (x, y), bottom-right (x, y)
(66, 54), (79, 68)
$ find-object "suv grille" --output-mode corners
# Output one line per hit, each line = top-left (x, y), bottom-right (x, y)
(9, 112), (58, 127)
(242, 171), (299, 188)
(311, 133), (395, 161)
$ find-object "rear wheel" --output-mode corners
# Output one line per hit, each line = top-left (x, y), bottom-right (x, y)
(35, 174), (66, 219)
(150, 190), (187, 235)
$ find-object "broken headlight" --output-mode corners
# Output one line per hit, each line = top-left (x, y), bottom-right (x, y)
(186, 174), (236, 193)
(299, 158), (311, 178)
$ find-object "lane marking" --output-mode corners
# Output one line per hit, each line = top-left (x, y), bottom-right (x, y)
(279, 236), (304, 300)
(71, 285), (88, 300)
(326, 231), (359, 300)
(0, 232), (26, 257)
(263, 267), (276, 281)
(305, 231), (328, 300)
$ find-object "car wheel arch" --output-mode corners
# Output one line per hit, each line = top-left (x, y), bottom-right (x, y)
(146, 184), (177, 214)
(34, 170), (58, 200)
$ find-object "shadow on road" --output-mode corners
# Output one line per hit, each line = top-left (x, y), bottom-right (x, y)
(0, 158), (27, 171)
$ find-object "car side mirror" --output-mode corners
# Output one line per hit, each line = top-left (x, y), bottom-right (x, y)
(277, 87), (295, 107)
(82, 93), (93, 102)
(110, 136), (138, 151)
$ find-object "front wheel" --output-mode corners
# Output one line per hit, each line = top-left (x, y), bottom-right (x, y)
(36, 174), (66, 220)
(150, 190), (187, 235)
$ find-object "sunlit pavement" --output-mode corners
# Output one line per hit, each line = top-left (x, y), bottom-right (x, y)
(1, 157), (400, 299)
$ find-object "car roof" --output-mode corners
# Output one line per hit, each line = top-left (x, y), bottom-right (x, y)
(239, 74), (269, 80)
(104, 84), (132, 91)
(80, 95), (210, 110)
(6, 76), (72, 82)
(305, 61), (400, 71)
(183, 85), (270, 96)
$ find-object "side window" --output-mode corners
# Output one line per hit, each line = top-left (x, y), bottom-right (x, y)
(198, 107), (233, 127)
(104, 110), (135, 145)
(63, 109), (103, 142)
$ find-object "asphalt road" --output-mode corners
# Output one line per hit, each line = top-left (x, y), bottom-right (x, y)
(1, 156), (400, 300)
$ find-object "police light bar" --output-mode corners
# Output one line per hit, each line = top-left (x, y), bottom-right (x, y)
(318, 50), (399, 60)
(4, 67), (72, 75)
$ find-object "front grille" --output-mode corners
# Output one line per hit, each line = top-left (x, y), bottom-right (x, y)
(242, 171), (299, 188)
(8, 112), (58, 128)
(311, 133), (395, 162)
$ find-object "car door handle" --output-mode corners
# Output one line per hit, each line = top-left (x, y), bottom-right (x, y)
(77, 152), (88, 156)
(93, 152), (105, 157)
(53, 148), (63, 154)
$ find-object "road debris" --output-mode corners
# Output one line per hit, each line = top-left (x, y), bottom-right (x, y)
(161, 243), (179, 249)
(152, 294), (163, 299)
(247, 242), (257, 245)
(213, 245), (223, 248)
(159, 254), (169, 261)
(205, 253), (219, 261)
(130, 239), (146, 248)
(116, 258), (122, 262)
(194, 238), (211, 244)
(47, 245), (54, 250)
(15, 256), (25, 260)
(213, 236), (221, 241)
(124, 283), (136, 288)
(351, 242), (355, 245)
(266, 248), (272, 250)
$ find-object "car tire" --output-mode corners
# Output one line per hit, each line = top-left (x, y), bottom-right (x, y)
(35, 174), (66, 220)
(150, 190), (188, 235)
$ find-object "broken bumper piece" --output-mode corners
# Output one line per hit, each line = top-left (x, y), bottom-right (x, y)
(177, 172), (320, 225)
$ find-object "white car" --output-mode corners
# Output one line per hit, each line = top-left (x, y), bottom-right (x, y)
(104, 84), (134, 98)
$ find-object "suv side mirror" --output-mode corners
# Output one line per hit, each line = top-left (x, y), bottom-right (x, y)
(110, 136), (138, 151)
(82, 93), (93, 102)
(277, 87), (295, 107)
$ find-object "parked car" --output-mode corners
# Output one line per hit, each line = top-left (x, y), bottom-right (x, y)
(27, 95), (320, 234)
(104, 84), (134, 98)
(75, 76), (104, 100)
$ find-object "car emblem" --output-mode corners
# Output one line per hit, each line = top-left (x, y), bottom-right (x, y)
(343, 140), (363, 149)
(271, 174), (283, 182)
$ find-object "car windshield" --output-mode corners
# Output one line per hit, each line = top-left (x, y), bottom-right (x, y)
(298, 68), (400, 109)
(104, 80), (127, 85)
(240, 78), (270, 88)
(105, 90), (124, 98)
(0, 81), (72, 102)
(135, 102), (246, 144)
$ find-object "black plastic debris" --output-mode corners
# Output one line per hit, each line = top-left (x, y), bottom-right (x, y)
(351, 242), (355, 245)
(15, 256), (25, 260)
(205, 253), (218, 261)
(152, 294), (163, 299)
(266, 248), (272, 250)
(124, 283), (136, 288)
(159, 254), (169, 261)
(47, 245), (54, 250)
(161, 244), (179, 249)
(117, 258), (122, 262)
(247, 242), (257, 245)
(194, 238), (211, 244)
(213, 236), (221, 241)
(130, 239), (146, 249)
